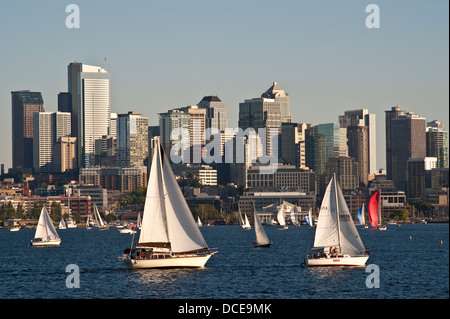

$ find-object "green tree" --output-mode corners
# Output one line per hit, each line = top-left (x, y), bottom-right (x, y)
(390, 209), (410, 221)
(193, 204), (219, 222)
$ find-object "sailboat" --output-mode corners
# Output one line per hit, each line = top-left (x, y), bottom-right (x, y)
(305, 208), (314, 227)
(277, 201), (288, 230)
(357, 204), (368, 228)
(93, 204), (109, 230)
(31, 206), (61, 247)
(368, 190), (386, 231)
(305, 174), (369, 267)
(238, 204), (251, 229)
(120, 139), (216, 269)
(252, 209), (272, 248)
(58, 218), (67, 229)
(290, 205), (300, 227)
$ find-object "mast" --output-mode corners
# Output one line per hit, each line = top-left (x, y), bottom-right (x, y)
(334, 174), (342, 254)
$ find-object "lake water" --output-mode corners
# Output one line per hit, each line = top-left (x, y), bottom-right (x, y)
(0, 223), (448, 300)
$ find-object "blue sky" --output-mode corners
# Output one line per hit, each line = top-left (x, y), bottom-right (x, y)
(0, 0), (448, 170)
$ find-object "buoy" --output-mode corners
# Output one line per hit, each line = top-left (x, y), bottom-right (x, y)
(409, 236), (412, 240)
(440, 240), (443, 245)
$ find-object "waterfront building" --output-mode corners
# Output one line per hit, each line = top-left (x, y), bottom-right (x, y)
(11, 90), (44, 170)
(79, 166), (147, 192)
(426, 120), (448, 169)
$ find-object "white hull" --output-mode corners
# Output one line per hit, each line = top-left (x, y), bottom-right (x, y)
(306, 255), (368, 267)
(122, 253), (214, 269)
(31, 239), (61, 247)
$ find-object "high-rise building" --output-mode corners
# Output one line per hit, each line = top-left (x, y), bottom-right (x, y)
(197, 96), (228, 131)
(174, 105), (207, 149)
(54, 136), (77, 172)
(390, 112), (427, 191)
(239, 97), (281, 157)
(385, 106), (407, 180)
(68, 62), (111, 168)
(11, 91), (44, 170)
(407, 157), (437, 200)
(426, 120), (448, 169)
(32, 112), (71, 172)
(347, 125), (369, 186)
(281, 122), (309, 169)
(261, 82), (291, 123)
(116, 111), (148, 167)
(159, 109), (190, 157)
(339, 109), (376, 174)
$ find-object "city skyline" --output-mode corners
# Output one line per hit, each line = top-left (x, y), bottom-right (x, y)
(1, 1), (448, 169)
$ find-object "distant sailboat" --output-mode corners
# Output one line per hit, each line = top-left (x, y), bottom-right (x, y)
(368, 191), (386, 231)
(120, 139), (216, 269)
(305, 174), (369, 267)
(58, 218), (67, 229)
(290, 205), (299, 227)
(31, 206), (61, 247)
(277, 201), (288, 230)
(66, 218), (77, 228)
(238, 204), (251, 229)
(357, 204), (368, 228)
(93, 204), (109, 230)
(252, 209), (272, 248)
(305, 208), (314, 227)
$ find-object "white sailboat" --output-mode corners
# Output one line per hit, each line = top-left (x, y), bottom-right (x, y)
(290, 205), (299, 227)
(238, 204), (251, 229)
(305, 175), (369, 267)
(66, 218), (77, 228)
(120, 139), (216, 269)
(93, 204), (109, 230)
(252, 210), (272, 248)
(31, 206), (61, 247)
(277, 201), (288, 230)
(58, 218), (67, 229)
(305, 208), (314, 227)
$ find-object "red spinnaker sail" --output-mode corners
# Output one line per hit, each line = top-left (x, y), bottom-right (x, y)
(368, 190), (380, 227)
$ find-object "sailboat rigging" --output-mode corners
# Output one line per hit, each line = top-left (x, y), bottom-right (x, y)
(305, 174), (369, 267)
(120, 139), (216, 269)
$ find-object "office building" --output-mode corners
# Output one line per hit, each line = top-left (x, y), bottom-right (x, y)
(11, 91), (45, 170)
(68, 62), (111, 168)
(426, 120), (448, 169)
(53, 136), (77, 172)
(197, 96), (228, 131)
(281, 122), (309, 169)
(261, 82), (292, 123)
(407, 157), (437, 200)
(385, 106), (407, 180)
(117, 111), (148, 167)
(390, 112), (427, 191)
(159, 109), (190, 157)
(32, 112), (71, 173)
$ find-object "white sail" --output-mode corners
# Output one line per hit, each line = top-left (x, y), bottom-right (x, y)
(313, 175), (365, 255)
(243, 214), (251, 229)
(95, 205), (105, 227)
(138, 141), (208, 253)
(59, 218), (66, 229)
(277, 201), (286, 226)
(253, 210), (270, 245)
(197, 216), (203, 227)
(35, 206), (60, 242)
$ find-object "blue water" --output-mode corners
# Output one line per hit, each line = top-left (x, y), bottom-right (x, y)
(0, 223), (448, 299)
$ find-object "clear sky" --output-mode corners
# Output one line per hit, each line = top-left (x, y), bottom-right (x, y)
(0, 0), (448, 170)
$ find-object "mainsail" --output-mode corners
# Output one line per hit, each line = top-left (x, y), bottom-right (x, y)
(368, 191), (380, 227)
(35, 206), (60, 242)
(137, 141), (208, 253)
(313, 175), (366, 255)
(253, 210), (271, 246)
(277, 201), (286, 226)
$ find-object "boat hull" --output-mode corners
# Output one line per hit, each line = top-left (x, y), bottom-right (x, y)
(31, 239), (61, 247)
(123, 253), (214, 269)
(306, 255), (368, 267)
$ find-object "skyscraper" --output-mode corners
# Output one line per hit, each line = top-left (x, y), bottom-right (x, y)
(68, 62), (111, 168)
(116, 111), (148, 167)
(426, 120), (448, 168)
(347, 125), (369, 186)
(339, 109), (376, 174)
(390, 112), (427, 191)
(33, 111), (71, 172)
(197, 96), (228, 131)
(159, 109), (190, 158)
(281, 122), (309, 168)
(385, 106), (407, 180)
(261, 82), (291, 123)
(11, 90), (44, 170)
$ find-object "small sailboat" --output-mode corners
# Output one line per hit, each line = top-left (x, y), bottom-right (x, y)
(357, 204), (368, 228)
(66, 218), (77, 228)
(31, 206), (61, 247)
(277, 201), (288, 230)
(93, 204), (109, 230)
(290, 205), (300, 227)
(238, 204), (251, 230)
(120, 139), (216, 269)
(58, 218), (67, 229)
(305, 208), (314, 227)
(305, 174), (369, 267)
(252, 209), (272, 248)
(368, 190), (386, 231)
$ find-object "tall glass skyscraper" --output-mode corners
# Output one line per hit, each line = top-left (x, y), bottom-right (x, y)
(116, 111), (148, 167)
(68, 62), (111, 168)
